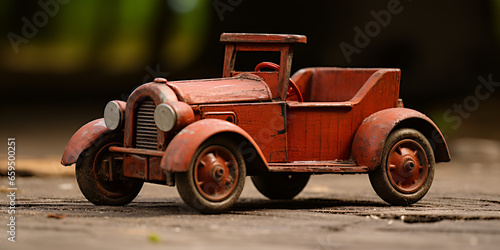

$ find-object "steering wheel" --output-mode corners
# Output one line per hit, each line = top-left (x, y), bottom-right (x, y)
(254, 62), (303, 102)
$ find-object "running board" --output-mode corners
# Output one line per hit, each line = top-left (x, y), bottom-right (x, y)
(268, 161), (369, 173)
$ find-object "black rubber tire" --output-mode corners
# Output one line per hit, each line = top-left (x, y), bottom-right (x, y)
(76, 132), (143, 206)
(369, 128), (435, 206)
(251, 173), (310, 200)
(176, 136), (246, 214)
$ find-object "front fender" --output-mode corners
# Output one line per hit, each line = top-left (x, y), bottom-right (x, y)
(352, 108), (450, 170)
(161, 119), (268, 173)
(61, 118), (110, 166)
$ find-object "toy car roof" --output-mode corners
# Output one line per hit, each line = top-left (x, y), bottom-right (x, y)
(220, 33), (307, 44)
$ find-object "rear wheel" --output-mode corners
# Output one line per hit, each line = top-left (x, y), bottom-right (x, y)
(252, 173), (310, 200)
(76, 132), (143, 206)
(176, 136), (246, 213)
(369, 128), (435, 205)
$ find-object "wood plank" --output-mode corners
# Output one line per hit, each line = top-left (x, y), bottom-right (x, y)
(268, 162), (369, 173)
(286, 68), (401, 162)
(200, 102), (287, 162)
(221, 33), (307, 44)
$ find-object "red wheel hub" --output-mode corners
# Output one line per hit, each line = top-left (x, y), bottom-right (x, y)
(194, 146), (239, 202)
(386, 139), (429, 193)
(92, 142), (127, 198)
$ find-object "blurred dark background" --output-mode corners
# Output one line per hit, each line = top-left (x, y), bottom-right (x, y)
(2, 0), (500, 158)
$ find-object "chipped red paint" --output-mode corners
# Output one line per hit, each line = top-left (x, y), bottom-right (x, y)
(61, 118), (109, 166)
(287, 68), (400, 161)
(352, 108), (451, 170)
(161, 119), (268, 173)
(108, 146), (164, 157)
(124, 82), (178, 149)
(63, 33), (450, 210)
(166, 73), (272, 105)
(123, 154), (147, 179)
(154, 77), (167, 83)
(199, 102), (286, 162)
(166, 101), (195, 130)
(63, 34), (450, 176)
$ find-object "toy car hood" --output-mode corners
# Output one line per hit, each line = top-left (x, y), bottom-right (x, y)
(166, 73), (272, 105)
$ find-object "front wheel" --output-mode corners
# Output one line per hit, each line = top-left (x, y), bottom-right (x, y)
(76, 132), (143, 206)
(369, 128), (435, 206)
(176, 136), (246, 213)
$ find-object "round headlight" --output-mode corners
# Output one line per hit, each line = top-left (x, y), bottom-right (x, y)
(104, 101), (124, 130)
(154, 103), (176, 132)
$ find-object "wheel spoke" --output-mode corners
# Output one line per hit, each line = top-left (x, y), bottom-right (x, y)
(417, 163), (424, 170)
(399, 147), (414, 156)
(412, 171), (420, 184)
(200, 153), (215, 167)
(385, 139), (430, 194)
(196, 160), (214, 191)
(389, 164), (397, 171)
(226, 175), (233, 184)
(389, 151), (403, 167)
(199, 159), (207, 167)
(193, 145), (240, 202)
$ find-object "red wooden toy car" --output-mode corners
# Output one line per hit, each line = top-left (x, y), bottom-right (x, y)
(62, 33), (450, 213)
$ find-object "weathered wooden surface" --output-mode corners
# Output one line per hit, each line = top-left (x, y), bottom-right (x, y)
(166, 74), (272, 105)
(2, 144), (499, 250)
(287, 69), (401, 162)
(220, 33), (307, 44)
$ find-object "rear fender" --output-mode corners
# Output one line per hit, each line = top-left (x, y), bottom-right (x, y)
(61, 118), (110, 166)
(351, 108), (450, 170)
(161, 119), (268, 175)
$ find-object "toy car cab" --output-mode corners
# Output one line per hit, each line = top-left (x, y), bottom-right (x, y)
(62, 33), (450, 213)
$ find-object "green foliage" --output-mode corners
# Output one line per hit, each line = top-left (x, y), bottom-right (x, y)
(2, 0), (211, 74)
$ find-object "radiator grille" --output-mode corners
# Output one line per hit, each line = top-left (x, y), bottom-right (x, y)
(135, 98), (158, 150)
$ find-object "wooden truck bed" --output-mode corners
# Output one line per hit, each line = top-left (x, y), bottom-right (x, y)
(286, 68), (401, 162)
